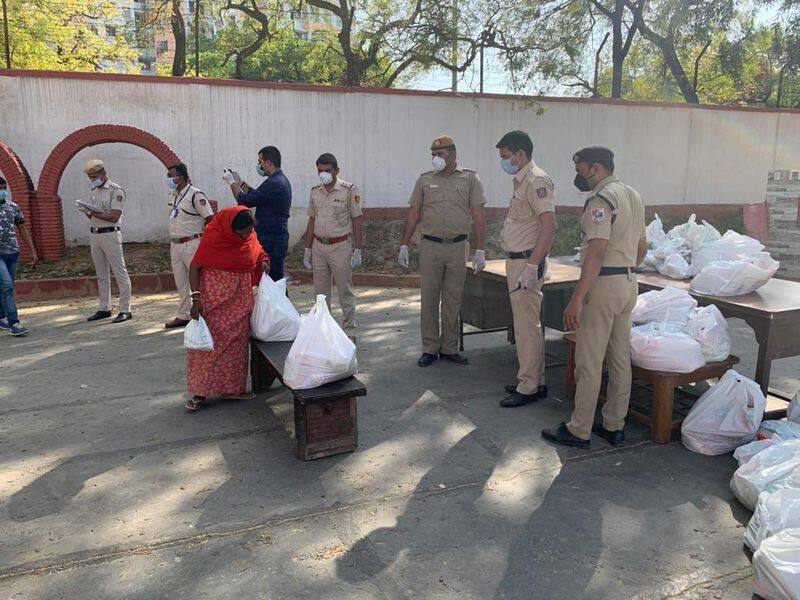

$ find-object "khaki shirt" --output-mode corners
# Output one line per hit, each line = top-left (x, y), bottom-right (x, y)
(307, 178), (362, 238)
(168, 184), (214, 238)
(89, 180), (125, 228)
(580, 174), (646, 267)
(409, 167), (486, 238)
(501, 161), (555, 253)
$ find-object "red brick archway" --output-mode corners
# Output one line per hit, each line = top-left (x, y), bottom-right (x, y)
(0, 141), (36, 258)
(35, 124), (181, 260)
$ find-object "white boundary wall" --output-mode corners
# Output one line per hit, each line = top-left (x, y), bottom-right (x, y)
(1, 72), (799, 245)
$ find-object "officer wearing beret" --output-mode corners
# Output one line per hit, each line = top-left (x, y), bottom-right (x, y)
(542, 147), (646, 448)
(398, 135), (487, 367)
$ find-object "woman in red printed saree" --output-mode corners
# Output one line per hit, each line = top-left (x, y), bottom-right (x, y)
(185, 206), (269, 411)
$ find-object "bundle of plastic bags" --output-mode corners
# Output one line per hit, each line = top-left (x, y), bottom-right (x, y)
(681, 370), (766, 455)
(653, 237), (691, 261)
(656, 253), (691, 279)
(630, 323), (705, 373)
(682, 305), (730, 362)
(690, 252), (780, 297)
(753, 528), (800, 600)
(631, 286), (698, 328)
(184, 316), (214, 351)
(251, 277), (301, 342)
(283, 294), (358, 390)
(735, 439), (779, 467)
(731, 440), (800, 510)
(646, 213), (667, 248)
(688, 230), (765, 277)
(745, 488), (800, 552)
(758, 420), (800, 442)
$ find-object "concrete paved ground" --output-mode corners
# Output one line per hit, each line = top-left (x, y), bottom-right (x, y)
(2, 286), (798, 599)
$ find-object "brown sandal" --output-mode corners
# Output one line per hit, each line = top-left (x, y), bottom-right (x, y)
(185, 396), (206, 412)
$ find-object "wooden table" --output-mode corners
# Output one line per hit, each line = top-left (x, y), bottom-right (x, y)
(463, 256), (800, 398)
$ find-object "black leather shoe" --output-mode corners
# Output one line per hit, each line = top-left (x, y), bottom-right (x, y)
(504, 384), (548, 397)
(499, 391), (539, 408)
(111, 312), (133, 323)
(164, 318), (190, 329)
(541, 422), (590, 448)
(439, 352), (468, 365)
(592, 424), (626, 446)
(87, 311), (112, 322)
(418, 353), (438, 367)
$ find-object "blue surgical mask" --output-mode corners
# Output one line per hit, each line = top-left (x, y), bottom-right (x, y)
(90, 178), (104, 189)
(167, 177), (179, 190)
(257, 163), (266, 177)
(501, 158), (519, 175)
(0, 190), (7, 203)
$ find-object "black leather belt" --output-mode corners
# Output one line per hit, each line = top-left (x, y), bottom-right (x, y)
(91, 226), (120, 234)
(507, 249), (532, 259)
(171, 233), (202, 244)
(599, 266), (633, 276)
(423, 234), (467, 244)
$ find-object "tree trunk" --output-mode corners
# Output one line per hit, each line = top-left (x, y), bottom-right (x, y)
(660, 40), (699, 103)
(170, 0), (187, 76)
(611, 0), (624, 98)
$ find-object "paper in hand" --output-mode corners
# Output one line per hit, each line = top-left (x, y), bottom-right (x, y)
(226, 168), (242, 184)
(76, 199), (102, 213)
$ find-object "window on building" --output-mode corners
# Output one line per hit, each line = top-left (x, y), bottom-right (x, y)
(157, 40), (169, 53)
(792, 172), (799, 181)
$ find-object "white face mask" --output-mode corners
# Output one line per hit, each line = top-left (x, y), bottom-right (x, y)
(431, 156), (446, 172)
(318, 171), (334, 185)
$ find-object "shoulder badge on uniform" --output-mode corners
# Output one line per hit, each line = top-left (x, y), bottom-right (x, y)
(354, 194), (361, 204)
(537, 187), (549, 198)
(591, 207), (605, 222)
(199, 197), (207, 205)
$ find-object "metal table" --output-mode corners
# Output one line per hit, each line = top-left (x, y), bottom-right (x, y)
(462, 256), (800, 398)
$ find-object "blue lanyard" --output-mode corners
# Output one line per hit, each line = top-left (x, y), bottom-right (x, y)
(170, 186), (192, 218)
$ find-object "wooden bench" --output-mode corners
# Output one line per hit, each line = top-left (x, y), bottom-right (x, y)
(562, 332), (740, 443)
(250, 339), (367, 460)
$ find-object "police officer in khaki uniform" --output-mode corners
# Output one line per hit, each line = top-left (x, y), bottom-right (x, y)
(164, 162), (215, 329)
(398, 135), (487, 367)
(542, 147), (646, 448)
(495, 131), (556, 408)
(81, 159), (133, 323)
(302, 153), (363, 341)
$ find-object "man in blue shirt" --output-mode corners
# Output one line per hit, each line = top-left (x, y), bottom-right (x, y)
(223, 146), (292, 281)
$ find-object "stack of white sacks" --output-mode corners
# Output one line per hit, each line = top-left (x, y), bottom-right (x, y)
(629, 286), (730, 373)
(250, 276), (358, 389)
(642, 213), (779, 295)
(680, 376), (800, 599)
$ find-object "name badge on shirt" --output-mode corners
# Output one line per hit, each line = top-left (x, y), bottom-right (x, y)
(170, 207), (179, 220)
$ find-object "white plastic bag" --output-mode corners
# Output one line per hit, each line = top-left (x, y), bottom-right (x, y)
(735, 439), (778, 467)
(250, 277), (301, 342)
(676, 215), (708, 252)
(631, 286), (698, 327)
(639, 250), (659, 272)
(630, 323), (705, 373)
(283, 294), (357, 390)
(681, 370), (766, 455)
(646, 213), (667, 248)
(184, 316), (214, 351)
(683, 305), (730, 362)
(701, 220), (722, 243)
(759, 420), (800, 442)
(731, 440), (800, 510)
(653, 237), (690, 260)
(690, 252), (780, 297)
(788, 392), (800, 425)
(688, 230), (765, 276)
(753, 528), (800, 600)
(745, 489), (800, 552)
(656, 253), (691, 279)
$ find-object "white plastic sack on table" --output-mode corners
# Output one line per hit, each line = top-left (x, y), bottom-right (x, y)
(653, 237), (690, 260)
(283, 294), (357, 390)
(675, 215), (708, 251)
(656, 253), (691, 279)
(745, 489), (800, 552)
(680, 370), (766, 455)
(788, 392), (800, 424)
(666, 214), (696, 241)
(753, 528), (800, 600)
(646, 213), (667, 248)
(735, 439), (779, 467)
(730, 440), (800, 510)
(630, 323), (705, 373)
(250, 276), (301, 342)
(639, 250), (659, 272)
(701, 220), (722, 243)
(683, 305), (730, 362)
(688, 230), (764, 276)
(631, 286), (698, 327)
(759, 420), (800, 442)
(690, 252), (780, 297)
(184, 316), (214, 351)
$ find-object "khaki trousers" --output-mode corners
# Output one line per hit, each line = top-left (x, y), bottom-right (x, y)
(312, 238), (356, 337)
(419, 238), (467, 355)
(506, 259), (546, 394)
(567, 273), (638, 440)
(90, 231), (132, 313)
(170, 237), (201, 321)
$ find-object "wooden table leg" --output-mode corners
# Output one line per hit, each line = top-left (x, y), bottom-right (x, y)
(749, 318), (775, 397)
(250, 340), (276, 393)
(651, 377), (675, 444)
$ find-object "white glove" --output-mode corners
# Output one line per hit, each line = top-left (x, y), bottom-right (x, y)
(472, 249), (486, 273)
(303, 248), (312, 270)
(351, 248), (363, 269)
(517, 263), (540, 289)
(222, 168), (240, 185)
(398, 245), (410, 269)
